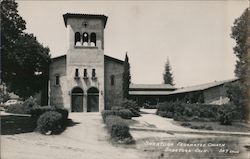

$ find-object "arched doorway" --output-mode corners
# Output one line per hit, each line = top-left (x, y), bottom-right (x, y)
(87, 87), (99, 112)
(71, 87), (84, 112)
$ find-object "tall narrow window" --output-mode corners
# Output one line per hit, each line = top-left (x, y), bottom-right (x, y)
(110, 75), (115, 86)
(82, 32), (89, 46)
(92, 69), (96, 78)
(55, 75), (60, 86)
(75, 32), (81, 46)
(90, 33), (96, 46)
(84, 69), (87, 77)
(75, 68), (79, 77)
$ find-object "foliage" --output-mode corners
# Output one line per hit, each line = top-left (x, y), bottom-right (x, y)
(156, 102), (239, 124)
(122, 53), (131, 99)
(5, 103), (27, 114)
(231, 8), (249, 79)
(163, 58), (174, 85)
(0, 88), (10, 103)
(1, 0), (51, 99)
(36, 111), (65, 135)
(5, 97), (38, 114)
(120, 99), (140, 117)
(30, 105), (68, 121)
(230, 8), (249, 120)
(101, 109), (133, 122)
(105, 115), (133, 142)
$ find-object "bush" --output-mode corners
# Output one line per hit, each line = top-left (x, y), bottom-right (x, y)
(111, 106), (123, 110)
(22, 97), (39, 113)
(56, 108), (69, 121)
(5, 103), (28, 114)
(101, 109), (132, 122)
(120, 99), (140, 117)
(37, 111), (65, 134)
(30, 105), (56, 117)
(105, 115), (132, 140)
(5, 97), (39, 114)
(116, 109), (133, 119)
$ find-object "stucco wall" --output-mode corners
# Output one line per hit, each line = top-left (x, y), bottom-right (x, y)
(104, 57), (124, 109)
(49, 56), (67, 108)
(66, 17), (105, 112)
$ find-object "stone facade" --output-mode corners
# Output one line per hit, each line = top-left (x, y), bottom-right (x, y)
(48, 13), (124, 112)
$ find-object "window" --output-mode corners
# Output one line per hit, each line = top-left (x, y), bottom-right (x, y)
(84, 69), (87, 77)
(55, 75), (60, 85)
(110, 75), (115, 86)
(75, 68), (79, 77)
(92, 69), (96, 78)
(82, 32), (89, 46)
(90, 33), (96, 46)
(75, 32), (81, 46)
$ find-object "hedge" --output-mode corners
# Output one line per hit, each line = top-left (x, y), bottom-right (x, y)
(156, 102), (240, 125)
(101, 109), (132, 122)
(105, 115), (133, 141)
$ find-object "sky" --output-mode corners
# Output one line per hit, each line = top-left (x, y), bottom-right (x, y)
(17, 0), (249, 87)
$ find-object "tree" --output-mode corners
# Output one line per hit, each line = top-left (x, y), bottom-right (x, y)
(122, 53), (131, 99)
(228, 8), (249, 120)
(163, 58), (174, 85)
(1, 0), (51, 99)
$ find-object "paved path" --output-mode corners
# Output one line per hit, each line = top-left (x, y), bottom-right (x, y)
(131, 109), (250, 137)
(1, 113), (142, 159)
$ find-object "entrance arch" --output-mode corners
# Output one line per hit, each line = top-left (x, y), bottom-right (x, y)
(71, 87), (84, 112)
(87, 87), (99, 112)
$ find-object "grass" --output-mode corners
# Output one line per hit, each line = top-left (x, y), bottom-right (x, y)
(176, 121), (250, 132)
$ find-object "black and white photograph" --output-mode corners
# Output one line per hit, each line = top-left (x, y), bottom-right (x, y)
(1, 0), (250, 158)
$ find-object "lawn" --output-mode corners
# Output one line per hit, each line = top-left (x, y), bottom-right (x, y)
(174, 120), (250, 132)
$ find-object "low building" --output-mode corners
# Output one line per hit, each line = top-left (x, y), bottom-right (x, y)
(129, 79), (238, 106)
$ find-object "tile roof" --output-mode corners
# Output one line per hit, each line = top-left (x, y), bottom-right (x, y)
(130, 84), (175, 90)
(63, 13), (108, 28)
(166, 78), (238, 95)
(129, 90), (174, 96)
(129, 78), (238, 96)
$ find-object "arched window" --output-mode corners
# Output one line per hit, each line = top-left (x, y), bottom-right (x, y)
(82, 32), (89, 46)
(75, 32), (81, 46)
(90, 33), (96, 46)
(110, 75), (115, 86)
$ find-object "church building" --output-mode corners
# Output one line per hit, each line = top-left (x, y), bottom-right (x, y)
(48, 13), (124, 112)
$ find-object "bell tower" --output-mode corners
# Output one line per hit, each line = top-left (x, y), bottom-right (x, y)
(63, 13), (108, 112)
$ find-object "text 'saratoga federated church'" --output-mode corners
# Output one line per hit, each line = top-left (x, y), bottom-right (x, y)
(49, 13), (124, 112)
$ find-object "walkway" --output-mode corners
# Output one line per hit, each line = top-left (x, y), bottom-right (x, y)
(1, 113), (142, 159)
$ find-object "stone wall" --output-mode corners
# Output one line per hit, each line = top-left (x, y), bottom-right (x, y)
(104, 56), (124, 109)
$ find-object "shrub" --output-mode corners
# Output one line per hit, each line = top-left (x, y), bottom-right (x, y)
(5, 97), (39, 114)
(30, 105), (56, 117)
(55, 108), (69, 121)
(5, 103), (28, 114)
(102, 110), (116, 122)
(181, 122), (191, 127)
(37, 111), (64, 134)
(101, 109), (132, 122)
(120, 99), (140, 117)
(116, 109), (133, 119)
(111, 106), (123, 110)
(105, 115), (131, 140)
(22, 97), (39, 113)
